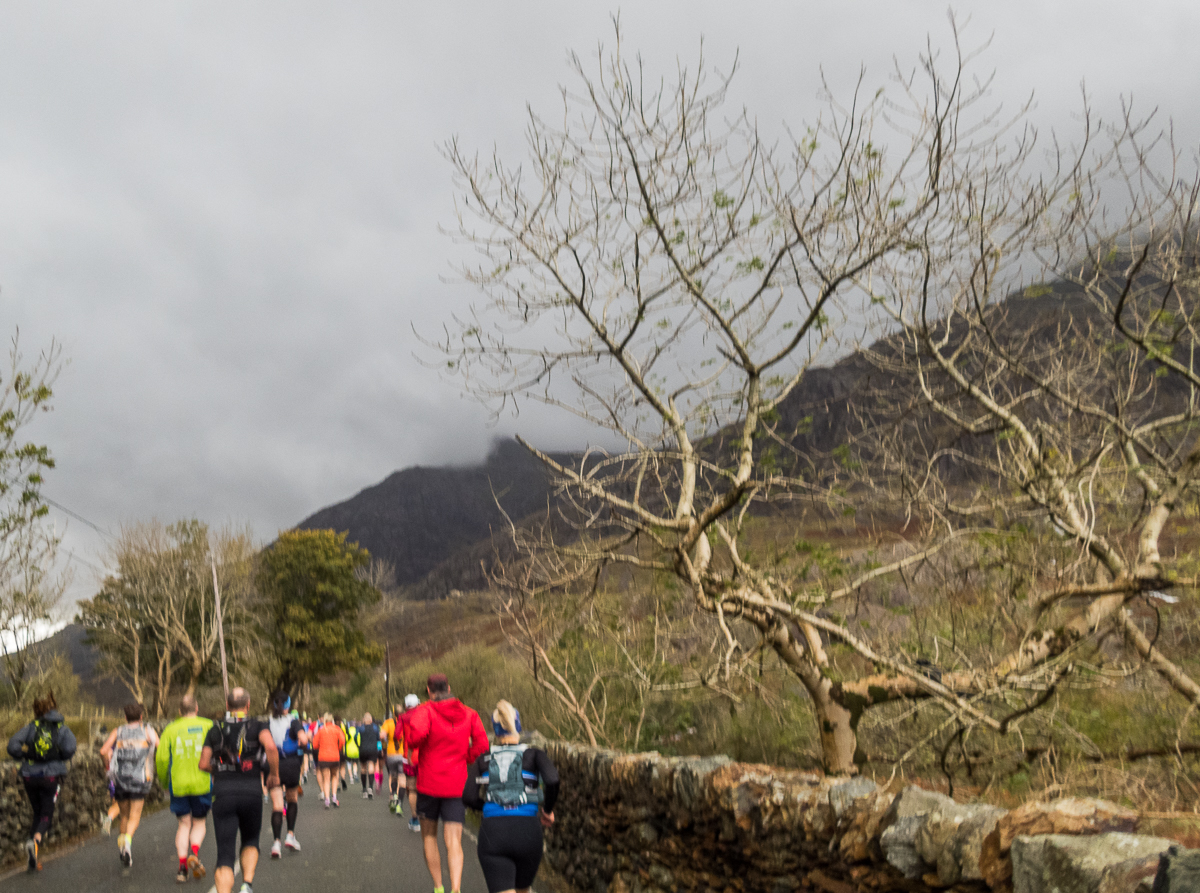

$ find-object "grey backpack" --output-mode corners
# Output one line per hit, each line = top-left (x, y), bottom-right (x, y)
(111, 724), (154, 793)
(483, 744), (535, 807)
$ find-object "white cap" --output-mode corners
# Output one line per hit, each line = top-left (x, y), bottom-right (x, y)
(404, 694), (420, 710)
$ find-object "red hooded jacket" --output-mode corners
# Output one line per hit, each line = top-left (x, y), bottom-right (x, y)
(402, 697), (489, 798)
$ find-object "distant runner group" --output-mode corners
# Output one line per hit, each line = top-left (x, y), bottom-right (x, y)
(6, 673), (559, 893)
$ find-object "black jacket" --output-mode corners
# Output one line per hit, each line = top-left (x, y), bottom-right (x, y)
(7, 710), (77, 778)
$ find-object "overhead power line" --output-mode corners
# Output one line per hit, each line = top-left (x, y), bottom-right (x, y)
(63, 548), (107, 575)
(42, 497), (115, 540)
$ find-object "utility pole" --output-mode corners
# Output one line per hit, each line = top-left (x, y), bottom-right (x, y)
(211, 554), (229, 703)
(384, 640), (392, 716)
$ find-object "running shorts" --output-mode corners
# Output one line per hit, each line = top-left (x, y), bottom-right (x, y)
(170, 794), (213, 819)
(477, 816), (544, 893)
(358, 756), (377, 768)
(416, 792), (465, 824)
(278, 755), (303, 789)
(113, 784), (149, 802)
(385, 755), (405, 777)
(211, 786), (263, 869)
(316, 759), (340, 771)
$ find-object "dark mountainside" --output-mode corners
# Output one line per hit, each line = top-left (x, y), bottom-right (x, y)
(294, 438), (562, 590)
(25, 622), (134, 707)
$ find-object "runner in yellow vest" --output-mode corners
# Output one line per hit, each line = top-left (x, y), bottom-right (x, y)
(156, 694), (214, 883)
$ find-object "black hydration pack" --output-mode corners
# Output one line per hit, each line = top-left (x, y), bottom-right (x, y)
(213, 719), (262, 774)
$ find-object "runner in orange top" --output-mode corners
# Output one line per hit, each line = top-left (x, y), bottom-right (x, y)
(380, 706), (405, 814)
(310, 714), (345, 809)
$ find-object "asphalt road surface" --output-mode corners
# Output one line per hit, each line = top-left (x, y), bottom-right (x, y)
(0, 784), (503, 893)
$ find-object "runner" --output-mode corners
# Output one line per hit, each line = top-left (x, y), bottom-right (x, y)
(358, 712), (380, 799)
(379, 703), (406, 815)
(298, 711), (311, 782)
(156, 694), (214, 883)
(6, 691), (78, 872)
(266, 691), (309, 857)
(464, 700), (559, 893)
(403, 673), (489, 893)
(99, 703), (159, 870)
(341, 717), (360, 787)
(401, 693), (421, 830)
(199, 686), (280, 893)
(310, 711), (345, 808)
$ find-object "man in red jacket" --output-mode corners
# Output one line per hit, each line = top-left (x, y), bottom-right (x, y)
(402, 673), (489, 893)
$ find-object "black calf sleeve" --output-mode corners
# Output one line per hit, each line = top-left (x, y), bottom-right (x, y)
(271, 810), (283, 841)
(362, 773), (369, 791)
(286, 801), (297, 832)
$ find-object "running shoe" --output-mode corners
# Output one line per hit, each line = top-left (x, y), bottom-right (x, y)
(120, 840), (133, 868)
(188, 853), (206, 879)
(238, 884), (253, 893)
(408, 817), (420, 832)
(25, 838), (38, 872)
(332, 796), (340, 807)
(367, 789), (373, 800)
(284, 832), (301, 852)
(177, 866), (189, 884)
(271, 839), (283, 859)
(362, 790), (370, 799)
(323, 798), (330, 809)
(100, 813), (113, 835)
(340, 776), (347, 791)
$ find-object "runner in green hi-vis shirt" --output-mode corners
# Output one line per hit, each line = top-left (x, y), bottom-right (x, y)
(156, 694), (215, 883)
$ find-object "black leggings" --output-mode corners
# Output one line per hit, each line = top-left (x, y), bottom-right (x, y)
(22, 776), (60, 839)
(477, 816), (543, 893)
(211, 787), (263, 869)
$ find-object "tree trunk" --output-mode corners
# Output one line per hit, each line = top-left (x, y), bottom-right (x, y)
(185, 655), (203, 699)
(811, 678), (861, 776)
(749, 608), (862, 774)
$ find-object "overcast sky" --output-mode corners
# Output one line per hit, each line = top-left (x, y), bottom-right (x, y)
(2, 1), (1197, 608)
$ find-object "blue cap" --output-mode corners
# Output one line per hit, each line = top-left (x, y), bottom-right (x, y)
(493, 708), (521, 737)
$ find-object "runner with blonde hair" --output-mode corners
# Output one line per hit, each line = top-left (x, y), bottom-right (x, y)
(464, 699), (560, 893)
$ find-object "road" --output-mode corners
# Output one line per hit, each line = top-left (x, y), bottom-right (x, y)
(0, 784), (501, 893)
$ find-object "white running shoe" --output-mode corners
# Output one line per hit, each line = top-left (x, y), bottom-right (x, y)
(270, 839), (282, 859)
(284, 832), (301, 852)
(100, 813), (113, 835)
(362, 790), (369, 799)
(120, 840), (133, 868)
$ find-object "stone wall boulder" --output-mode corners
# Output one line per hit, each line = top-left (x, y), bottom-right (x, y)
(1151, 846), (1200, 893)
(981, 797), (1140, 889)
(1011, 833), (1173, 893)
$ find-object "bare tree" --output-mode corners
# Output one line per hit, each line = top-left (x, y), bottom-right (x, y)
(0, 334), (66, 705)
(851, 107), (1200, 714)
(439, 21), (1200, 774)
(78, 520), (256, 714)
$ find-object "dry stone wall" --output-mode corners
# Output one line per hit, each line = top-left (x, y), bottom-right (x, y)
(0, 755), (164, 868)
(540, 739), (1193, 893)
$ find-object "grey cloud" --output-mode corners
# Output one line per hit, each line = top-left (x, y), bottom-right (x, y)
(0, 0), (1194, 607)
